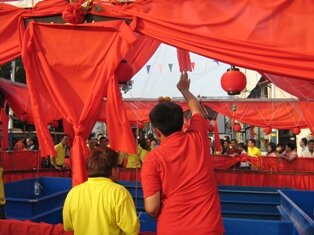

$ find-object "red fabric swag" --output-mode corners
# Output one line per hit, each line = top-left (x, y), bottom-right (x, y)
(22, 21), (137, 185)
(0, 78), (62, 124)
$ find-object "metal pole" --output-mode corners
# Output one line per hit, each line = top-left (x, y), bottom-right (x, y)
(8, 60), (16, 147)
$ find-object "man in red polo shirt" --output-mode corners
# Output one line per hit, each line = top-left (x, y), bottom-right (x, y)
(141, 72), (224, 235)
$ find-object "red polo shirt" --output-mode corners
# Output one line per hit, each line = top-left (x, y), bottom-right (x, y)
(141, 114), (224, 235)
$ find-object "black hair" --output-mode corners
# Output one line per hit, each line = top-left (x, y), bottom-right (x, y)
(248, 139), (256, 145)
(149, 102), (184, 137)
(301, 137), (308, 146)
(267, 142), (276, 152)
(286, 142), (296, 151)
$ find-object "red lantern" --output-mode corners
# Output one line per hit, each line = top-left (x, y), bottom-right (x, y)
(233, 123), (241, 132)
(264, 126), (272, 135)
(19, 113), (28, 122)
(221, 66), (247, 95)
(292, 127), (301, 135)
(208, 124), (214, 132)
(116, 60), (133, 84)
(50, 120), (59, 128)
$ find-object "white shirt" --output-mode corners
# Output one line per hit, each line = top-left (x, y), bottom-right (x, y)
(301, 149), (314, 158)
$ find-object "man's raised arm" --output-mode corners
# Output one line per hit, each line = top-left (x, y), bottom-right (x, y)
(176, 72), (203, 117)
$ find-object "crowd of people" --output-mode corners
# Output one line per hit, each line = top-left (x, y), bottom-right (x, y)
(218, 136), (314, 161)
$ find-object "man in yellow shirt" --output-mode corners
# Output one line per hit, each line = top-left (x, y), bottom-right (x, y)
(248, 139), (262, 157)
(50, 134), (69, 170)
(63, 148), (139, 235)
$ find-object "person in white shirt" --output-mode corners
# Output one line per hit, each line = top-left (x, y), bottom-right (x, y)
(301, 139), (314, 158)
(299, 137), (308, 156)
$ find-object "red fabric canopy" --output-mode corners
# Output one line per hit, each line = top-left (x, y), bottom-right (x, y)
(106, 1), (314, 80)
(201, 100), (309, 130)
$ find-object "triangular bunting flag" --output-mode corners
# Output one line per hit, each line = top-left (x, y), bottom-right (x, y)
(168, 63), (173, 72)
(213, 60), (219, 66)
(146, 65), (151, 74)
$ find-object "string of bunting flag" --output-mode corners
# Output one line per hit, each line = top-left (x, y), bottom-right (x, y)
(145, 60), (219, 74)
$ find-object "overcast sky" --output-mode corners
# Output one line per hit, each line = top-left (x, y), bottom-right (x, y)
(123, 44), (230, 99)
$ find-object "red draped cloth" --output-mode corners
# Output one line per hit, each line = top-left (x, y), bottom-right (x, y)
(0, 78), (62, 124)
(0, 108), (9, 150)
(22, 21), (137, 185)
(176, 49), (192, 72)
(109, 1), (314, 80)
(0, 219), (73, 235)
(201, 100), (308, 130)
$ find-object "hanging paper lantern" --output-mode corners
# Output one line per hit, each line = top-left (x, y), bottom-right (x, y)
(233, 123), (241, 132)
(19, 113), (28, 122)
(208, 124), (214, 132)
(221, 66), (247, 95)
(50, 120), (59, 128)
(292, 127), (301, 135)
(264, 126), (272, 135)
(116, 60), (133, 84)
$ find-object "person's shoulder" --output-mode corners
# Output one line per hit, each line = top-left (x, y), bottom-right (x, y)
(68, 181), (86, 194)
(142, 150), (160, 168)
(54, 143), (61, 148)
(110, 182), (133, 198)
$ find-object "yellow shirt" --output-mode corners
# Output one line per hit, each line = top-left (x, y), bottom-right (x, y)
(248, 146), (262, 157)
(54, 143), (65, 165)
(63, 177), (139, 235)
(126, 145), (148, 168)
(0, 168), (5, 205)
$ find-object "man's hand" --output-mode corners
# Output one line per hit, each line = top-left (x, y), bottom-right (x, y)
(177, 72), (190, 92)
(177, 72), (203, 116)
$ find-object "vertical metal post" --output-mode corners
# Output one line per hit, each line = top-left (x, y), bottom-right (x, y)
(8, 61), (16, 147)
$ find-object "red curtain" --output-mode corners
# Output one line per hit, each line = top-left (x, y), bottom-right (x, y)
(108, 0), (314, 81)
(0, 4), (24, 64)
(0, 78), (62, 124)
(2, 0), (314, 80)
(299, 102), (314, 135)
(0, 108), (9, 150)
(0, 219), (73, 235)
(202, 100), (309, 130)
(124, 34), (160, 76)
(262, 73), (314, 101)
(22, 21), (137, 185)
(2, 1), (314, 96)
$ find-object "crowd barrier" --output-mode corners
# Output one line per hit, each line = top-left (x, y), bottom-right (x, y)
(111, 168), (314, 190)
(212, 155), (314, 172)
(1, 152), (313, 173)
(1, 152), (314, 189)
(0, 151), (41, 171)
